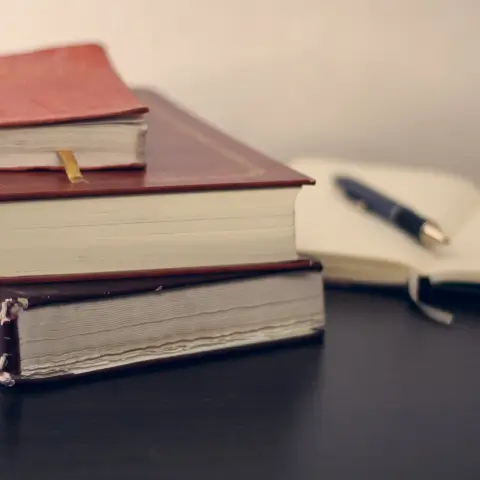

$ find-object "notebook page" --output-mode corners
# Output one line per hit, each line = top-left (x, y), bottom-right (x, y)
(426, 208), (480, 283)
(289, 157), (480, 279)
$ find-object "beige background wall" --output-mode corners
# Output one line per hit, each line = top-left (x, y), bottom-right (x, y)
(2, 1), (479, 178)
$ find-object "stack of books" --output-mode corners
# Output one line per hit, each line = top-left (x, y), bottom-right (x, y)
(0, 43), (325, 387)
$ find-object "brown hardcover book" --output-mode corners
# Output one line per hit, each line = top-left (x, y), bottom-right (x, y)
(0, 260), (325, 385)
(0, 89), (314, 283)
(0, 88), (312, 200)
(0, 43), (149, 170)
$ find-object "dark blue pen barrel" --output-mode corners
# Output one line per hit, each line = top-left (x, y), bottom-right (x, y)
(335, 176), (428, 242)
(392, 208), (424, 237)
(338, 178), (397, 219)
(374, 199), (398, 219)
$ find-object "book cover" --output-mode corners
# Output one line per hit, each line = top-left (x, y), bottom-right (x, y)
(0, 88), (314, 201)
(0, 43), (148, 128)
(0, 259), (317, 307)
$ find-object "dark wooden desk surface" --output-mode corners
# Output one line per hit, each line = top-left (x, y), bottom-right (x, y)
(1, 288), (480, 480)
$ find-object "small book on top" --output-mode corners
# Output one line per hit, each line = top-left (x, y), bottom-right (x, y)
(0, 43), (148, 170)
(289, 156), (480, 324)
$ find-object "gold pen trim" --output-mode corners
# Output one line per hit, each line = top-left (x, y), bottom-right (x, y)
(419, 221), (450, 248)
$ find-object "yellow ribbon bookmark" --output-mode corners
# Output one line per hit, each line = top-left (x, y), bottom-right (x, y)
(56, 150), (87, 183)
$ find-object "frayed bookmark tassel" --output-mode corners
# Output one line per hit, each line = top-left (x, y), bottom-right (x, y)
(56, 150), (87, 184)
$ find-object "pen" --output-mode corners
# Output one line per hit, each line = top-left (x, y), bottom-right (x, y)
(334, 175), (450, 248)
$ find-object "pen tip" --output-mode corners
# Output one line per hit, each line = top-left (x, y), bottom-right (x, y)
(421, 222), (450, 248)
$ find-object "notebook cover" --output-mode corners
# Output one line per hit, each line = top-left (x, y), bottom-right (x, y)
(0, 43), (148, 128)
(0, 89), (314, 201)
(418, 278), (480, 314)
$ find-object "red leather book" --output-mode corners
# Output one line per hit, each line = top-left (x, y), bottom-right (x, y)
(0, 43), (148, 170)
(0, 89), (314, 283)
(0, 43), (147, 127)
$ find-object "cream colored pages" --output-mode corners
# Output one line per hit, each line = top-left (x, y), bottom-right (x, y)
(289, 157), (480, 284)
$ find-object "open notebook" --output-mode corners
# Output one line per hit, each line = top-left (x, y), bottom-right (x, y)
(289, 156), (480, 324)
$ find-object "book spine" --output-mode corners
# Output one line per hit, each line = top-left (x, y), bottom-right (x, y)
(0, 298), (27, 386)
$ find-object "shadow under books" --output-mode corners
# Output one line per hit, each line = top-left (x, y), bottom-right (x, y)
(0, 336), (325, 474)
